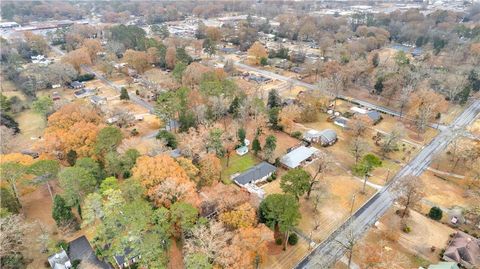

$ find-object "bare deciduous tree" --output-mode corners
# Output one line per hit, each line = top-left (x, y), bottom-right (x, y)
(0, 214), (33, 257)
(393, 175), (424, 220)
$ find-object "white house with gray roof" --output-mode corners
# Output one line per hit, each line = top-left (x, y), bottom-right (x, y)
(280, 146), (319, 169)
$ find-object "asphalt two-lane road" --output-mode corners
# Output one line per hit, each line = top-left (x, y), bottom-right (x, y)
(295, 99), (480, 268)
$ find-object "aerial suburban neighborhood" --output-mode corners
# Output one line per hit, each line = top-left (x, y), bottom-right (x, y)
(0, 1), (479, 269)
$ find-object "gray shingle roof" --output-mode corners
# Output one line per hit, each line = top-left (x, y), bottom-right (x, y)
(366, 111), (381, 122)
(69, 236), (111, 269)
(233, 162), (277, 185)
(319, 129), (337, 143)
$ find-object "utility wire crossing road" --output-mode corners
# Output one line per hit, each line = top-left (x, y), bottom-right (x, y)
(294, 99), (480, 269)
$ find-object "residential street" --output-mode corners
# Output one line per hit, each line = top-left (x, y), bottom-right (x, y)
(50, 45), (155, 113)
(294, 99), (480, 269)
(234, 61), (419, 122)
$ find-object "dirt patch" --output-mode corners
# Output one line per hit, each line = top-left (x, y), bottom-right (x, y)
(261, 239), (309, 269)
(267, 241), (283, 255)
(168, 239), (184, 269)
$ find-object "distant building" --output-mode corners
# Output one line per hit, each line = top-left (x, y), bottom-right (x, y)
(90, 95), (107, 106)
(0, 22), (20, 29)
(70, 81), (85, 89)
(443, 231), (480, 269)
(280, 146), (319, 169)
(233, 161), (277, 186)
(74, 88), (95, 98)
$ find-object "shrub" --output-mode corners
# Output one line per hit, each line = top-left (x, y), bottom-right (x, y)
(120, 87), (130, 100)
(403, 226), (411, 233)
(260, 57), (268, 66)
(291, 131), (302, 139)
(130, 128), (139, 136)
(267, 173), (277, 182)
(156, 130), (177, 148)
(71, 260), (81, 269)
(288, 233), (298, 245)
(76, 73), (95, 82)
(275, 238), (283, 245)
(274, 157), (281, 167)
(56, 240), (68, 251)
(428, 207), (443, 220)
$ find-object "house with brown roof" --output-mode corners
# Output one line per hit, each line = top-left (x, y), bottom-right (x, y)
(443, 231), (480, 269)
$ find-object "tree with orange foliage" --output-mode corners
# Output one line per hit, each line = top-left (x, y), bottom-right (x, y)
(247, 42), (268, 65)
(217, 224), (272, 269)
(165, 46), (177, 69)
(220, 203), (256, 229)
(123, 49), (149, 73)
(182, 62), (213, 87)
(175, 157), (199, 181)
(82, 39), (102, 62)
(146, 47), (159, 65)
(62, 48), (92, 72)
(279, 105), (302, 133)
(132, 155), (199, 207)
(24, 31), (49, 55)
(42, 102), (103, 158)
(199, 153), (221, 187)
(408, 88), (448, 133)
(200, 182), (250, 213)
(205, 27), (222, 42)
(0, 153), (34, 165)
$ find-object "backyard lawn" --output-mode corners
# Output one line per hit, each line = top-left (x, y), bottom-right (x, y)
(221, 152), (258, 183)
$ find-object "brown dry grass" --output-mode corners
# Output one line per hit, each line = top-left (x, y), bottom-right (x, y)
(261, 239), (310, 269)
(420, 171), (472, 209)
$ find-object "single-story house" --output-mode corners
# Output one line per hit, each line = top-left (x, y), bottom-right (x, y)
(350, 106), (382, 125)
(70, 81), (85, 89)
(90, 95), (107, 106)
(48, 236), (111, 269)
(246, 74), (271, 83)
(280, 146), (319, 169)
(443, 231), (480, 269)
(114, 248), (140, 269)
(303, 129), (337, 146)
(427, 262), (459, 269)
(233, 161), (277, 186)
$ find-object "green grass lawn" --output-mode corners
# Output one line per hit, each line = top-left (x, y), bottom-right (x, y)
(221, 153), (258, 184)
